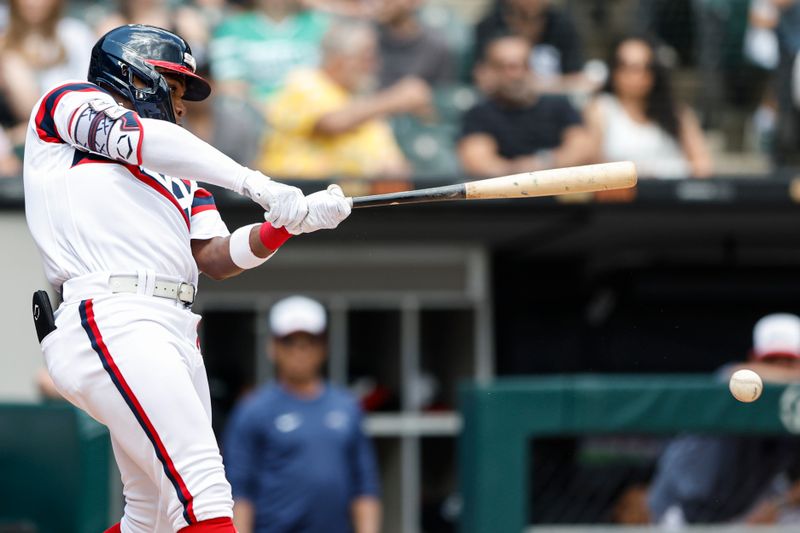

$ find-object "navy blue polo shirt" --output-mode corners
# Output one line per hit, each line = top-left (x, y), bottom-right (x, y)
(223, 383), (380, 533)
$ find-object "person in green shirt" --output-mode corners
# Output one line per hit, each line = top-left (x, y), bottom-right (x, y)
(209, 0), (330, 163)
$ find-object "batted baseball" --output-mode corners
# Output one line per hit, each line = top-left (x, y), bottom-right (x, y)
(729, 369), (763, 403)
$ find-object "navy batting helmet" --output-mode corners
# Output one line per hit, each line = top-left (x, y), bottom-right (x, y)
(88, 25), (211, 123)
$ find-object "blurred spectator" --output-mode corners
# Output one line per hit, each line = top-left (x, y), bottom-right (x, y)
(209, 0), (329, 163)
(94, 0), (217, 142)
(645, 313), (800, 526)
(224, 296), (381, 533)
(772, 0), (800, 168)
(259, 19), (431, 179)
(473, 0), (591, 93)
(635, 0), (696, 66)
(0, 0), (94, 147)
(458, 35), (592, 178)
(583, 35), (712, 179)
(210, 0), (329, 105)
(689, 0), (773, 153)
(0, 126), (20, 177)
(301, 0), (375, 18)
(374, 0), (454, 88)
(96, 0), (213, 68)
(36, 366), (62, 400)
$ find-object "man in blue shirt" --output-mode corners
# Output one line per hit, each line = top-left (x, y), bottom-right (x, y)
(223, 296), (381, 533)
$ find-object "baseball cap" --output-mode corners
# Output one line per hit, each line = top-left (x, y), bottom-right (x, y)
(269, 296), (327, 337)
(752, 313), (800, 360)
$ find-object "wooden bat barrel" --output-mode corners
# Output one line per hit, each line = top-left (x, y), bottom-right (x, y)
(349, 161), (638, 208)
(465, 161), (638, 200)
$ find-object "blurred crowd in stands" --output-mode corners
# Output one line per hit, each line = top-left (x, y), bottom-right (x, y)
(4, 0), (800, 181)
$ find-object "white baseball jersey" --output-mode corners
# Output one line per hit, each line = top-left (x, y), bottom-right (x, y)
(24, 81), (238, 531)
(24, 80), (229, 291)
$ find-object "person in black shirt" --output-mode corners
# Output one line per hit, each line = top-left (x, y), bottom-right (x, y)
(473, 0), (587, 93)
(458, 35), (592, 177)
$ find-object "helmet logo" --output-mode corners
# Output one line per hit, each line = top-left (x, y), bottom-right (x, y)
(184, 52), (196, 72)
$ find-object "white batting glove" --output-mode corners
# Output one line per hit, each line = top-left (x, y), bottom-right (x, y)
(241, 171), (308, 229)
(285, 184), (352, 235)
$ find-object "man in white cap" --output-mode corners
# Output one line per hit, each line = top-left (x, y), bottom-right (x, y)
(222, 296), (381, 533)
(645, 313), (800, 526)
(740, 313), (800, 382)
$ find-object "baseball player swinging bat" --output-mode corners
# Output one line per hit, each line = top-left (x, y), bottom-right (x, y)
(348, 161), (638, 208)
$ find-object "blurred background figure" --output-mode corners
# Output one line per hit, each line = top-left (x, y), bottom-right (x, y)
(458, 35), (591, 178)
(472, 0), (592, 94)
(35, 366), (62, 401)
(0, 0), (94, 154)
(95, 0), (214, 62)
(259, 19), (431, 179)
(644, 313), (800, 526)
(583, 34), (712, 179)
(374, 0), (454, 88)
(223, 296), (381, 533)
(209, 0), (329, 163)
(94, 0), (218, 141)
(769, 0), (800, 169)
(0, 126), (19, 178)
(210, 0), (328, 105)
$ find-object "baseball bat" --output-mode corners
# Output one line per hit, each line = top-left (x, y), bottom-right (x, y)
(348, 161), (637, 208)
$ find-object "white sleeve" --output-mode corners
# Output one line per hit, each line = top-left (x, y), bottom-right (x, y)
(36, 82), (144, 165)
(35, 82), (252, 194)
(189, 186), (231, 240)
(139, 117), (249, 194)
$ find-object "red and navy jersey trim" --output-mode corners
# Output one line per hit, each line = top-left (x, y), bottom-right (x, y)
(35, 82), (106, 143)
(71, 151), (114, 166)
(124, 164), (191, 228)
(78, 299), (198, 526)
(191, 188), (217, 216)
(70, 152), (192, 229)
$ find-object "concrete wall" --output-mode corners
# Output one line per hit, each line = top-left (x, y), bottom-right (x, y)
(0, 212), (48, 401)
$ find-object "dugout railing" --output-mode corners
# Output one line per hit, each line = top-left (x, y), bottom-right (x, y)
(459, 375), (800, 533)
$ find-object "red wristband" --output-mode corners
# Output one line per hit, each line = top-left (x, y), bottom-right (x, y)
(259, 223), (292, 250)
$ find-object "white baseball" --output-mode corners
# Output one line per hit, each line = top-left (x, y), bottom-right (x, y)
(729, 369), (763, 403)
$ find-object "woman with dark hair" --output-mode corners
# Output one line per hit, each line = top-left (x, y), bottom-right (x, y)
(584, 35), (712, 179)
(0, 0), (94, 140)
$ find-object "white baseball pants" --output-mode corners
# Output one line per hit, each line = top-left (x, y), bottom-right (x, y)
(41, 274), (233, 533)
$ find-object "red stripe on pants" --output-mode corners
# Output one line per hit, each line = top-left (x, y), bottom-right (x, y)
(179, 517), (236, 532)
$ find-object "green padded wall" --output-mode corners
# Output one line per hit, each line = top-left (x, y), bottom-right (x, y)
(459, 375), (799, 533)
(0, 403), (111, 533)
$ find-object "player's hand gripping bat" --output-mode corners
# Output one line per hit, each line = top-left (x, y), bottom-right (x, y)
(347, 161), (638, 208)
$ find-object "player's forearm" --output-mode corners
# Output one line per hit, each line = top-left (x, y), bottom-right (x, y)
(351, 496), (381, 533)
(139, 117), (250, 194)
(192, 224), (290, 280)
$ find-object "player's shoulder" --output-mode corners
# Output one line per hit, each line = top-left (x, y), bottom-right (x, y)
(39, 80), (109, 101)
(30, 80), (114, 142)
(33, 80), (112, 118)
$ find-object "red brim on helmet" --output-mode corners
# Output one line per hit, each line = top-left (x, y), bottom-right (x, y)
(146, 59), (211, 101)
